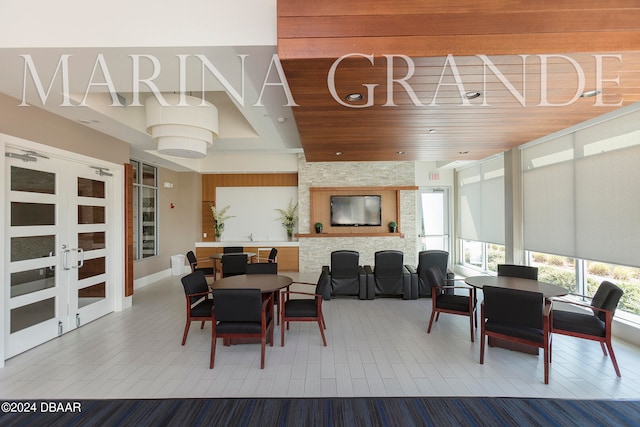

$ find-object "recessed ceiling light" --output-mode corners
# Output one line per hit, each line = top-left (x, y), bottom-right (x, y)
(77, 119), (92, 124)
(427, 128), (436, 134)
(459, 151), (469, 155)
(334, 151), (343, 156)
(345, 93), (363, 102)
(580, 89), (602, 98)
(396, 151), (406, 155)
(277, 117), (287, 123)
(465, 91), (482, 100)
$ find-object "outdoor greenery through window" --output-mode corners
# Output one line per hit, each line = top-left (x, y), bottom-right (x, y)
(131, 160), (158, 259)
(529, 251), (640, 318)
(461, 240), (505, 274)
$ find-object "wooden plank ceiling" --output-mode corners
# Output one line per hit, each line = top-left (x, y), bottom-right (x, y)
(277, 0), (640, 162)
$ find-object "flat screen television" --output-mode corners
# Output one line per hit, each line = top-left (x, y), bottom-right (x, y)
(330, 195), (382, 226)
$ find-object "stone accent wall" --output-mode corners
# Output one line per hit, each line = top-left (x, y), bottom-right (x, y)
(297, 154), (418, 272)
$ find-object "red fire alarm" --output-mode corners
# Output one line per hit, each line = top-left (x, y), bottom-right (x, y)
(170, 203), (175, 209)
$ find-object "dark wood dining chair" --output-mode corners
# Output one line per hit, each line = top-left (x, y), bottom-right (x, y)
(426, 266), (476, 342)
(186, 250), (215, 281)
(497, 264), (539, 280)
(280, 268), (329, 347)
(552, 281), (624, 377)
(210, 288), (274, 369)
(246, 262), (281, 324)
(480, 285), (552, 384)
(180, 270), (214, 345)
(221, 253), (248, 277)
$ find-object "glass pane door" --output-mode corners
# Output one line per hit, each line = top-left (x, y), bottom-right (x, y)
(5, 147), (115, 358)
(418, 188), (450, 252)
(6, 157), (67, 357)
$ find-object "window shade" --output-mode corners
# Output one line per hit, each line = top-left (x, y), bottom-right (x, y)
(458, 156), (505, 245)
(522, 110), (640, 268)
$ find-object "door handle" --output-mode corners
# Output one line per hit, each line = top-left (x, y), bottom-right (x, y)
(71, 248), (84, 269)
(62, 249), (71, 270)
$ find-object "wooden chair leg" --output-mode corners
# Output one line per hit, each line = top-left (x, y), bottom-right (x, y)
(318, 319), (327, 346)
(200, 321), (205, 329)
(281, 318), (286, 347)
(427, 310), (437, 333)
(260, 336), (266, 369)
(606, 340), (622, 377)
(210, 334), (217, 369)
(480, 331), (486, 364)
(182, 321), (191, 345)
(600, 342), (608, 356)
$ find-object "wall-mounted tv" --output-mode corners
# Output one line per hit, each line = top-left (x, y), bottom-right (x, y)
(330, 195), (382, 226)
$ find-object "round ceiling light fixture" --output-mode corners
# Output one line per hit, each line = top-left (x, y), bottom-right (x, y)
(345, 93), (364, 102)
(145, 94), (218, 159)
(465, 91), (482, 100)
(580, 89), (602, 98)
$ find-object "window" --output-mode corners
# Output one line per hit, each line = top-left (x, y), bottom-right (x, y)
(460, 239), (505, 274)
(131, 160), (158, 259)
(528, 251), (640, 319)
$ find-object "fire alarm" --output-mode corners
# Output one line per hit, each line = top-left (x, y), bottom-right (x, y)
(170, 203), (175, 209)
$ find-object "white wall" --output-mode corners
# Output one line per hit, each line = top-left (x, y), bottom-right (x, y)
(216, 186), (297, 241)
(0, 1), (277, 47)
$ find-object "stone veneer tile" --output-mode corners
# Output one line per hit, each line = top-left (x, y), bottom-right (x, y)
(296, 155), (418, 272)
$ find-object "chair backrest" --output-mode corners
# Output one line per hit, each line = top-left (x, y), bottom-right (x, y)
(181, 270), (209, 303)
(425, 265), (446, 290)
(246, 262), (278, 275)
(222, 254), (248, 277)
(497, 264), (539, 280)
(374, 250), (404, 278)
(418, 250), (449, 276)
(186, 251), (197, 270)
(591, 280), (624, 322)
(316, 267), (330, 298)
(212, 288), (262, 323)
(223, 246), (244, 254)
(483, 286), (544, 330)
(330, 250), (360, 278)
(268, 248), (278, 262)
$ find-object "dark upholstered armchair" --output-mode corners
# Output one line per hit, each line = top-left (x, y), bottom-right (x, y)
(280, 268), (329, 347)
(552, 281), (624, 377)
(322, 250), (367, 300)
(210, 288), (274, 369)
(497, 264), (538, 280)
(180, 270), (214, 345)
(365, 250), (417, 299)
(405, 250), (455, 297)
(426, 266), (476, 342)
(480, 286), (552, 384)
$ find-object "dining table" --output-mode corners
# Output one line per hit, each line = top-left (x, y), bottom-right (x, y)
(464, 275), (568, 298)
(465, 275), (568, 355)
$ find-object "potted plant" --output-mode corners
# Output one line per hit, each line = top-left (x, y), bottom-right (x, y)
(388, 221), (398, 233)
(210, 204), (234, 241)
(314, 222), (323, 233)
(275, 198), (298, 240)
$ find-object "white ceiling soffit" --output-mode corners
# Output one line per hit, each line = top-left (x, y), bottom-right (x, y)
(0, 45), (301, 171)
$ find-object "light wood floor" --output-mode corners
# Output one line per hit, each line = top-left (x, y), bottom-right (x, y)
(1, 272), (639, 400)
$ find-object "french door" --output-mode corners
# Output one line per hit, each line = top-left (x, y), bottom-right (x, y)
(418, 187), (451, 252)
(5, 144), (116, 358)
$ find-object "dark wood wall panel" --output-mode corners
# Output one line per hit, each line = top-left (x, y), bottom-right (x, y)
(202, 173), (298, 201)
(124, 163), (134, 297)
(277, 1), (640, 163)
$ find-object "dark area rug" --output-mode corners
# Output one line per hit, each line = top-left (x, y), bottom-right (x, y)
(1, 397), (639, 427)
